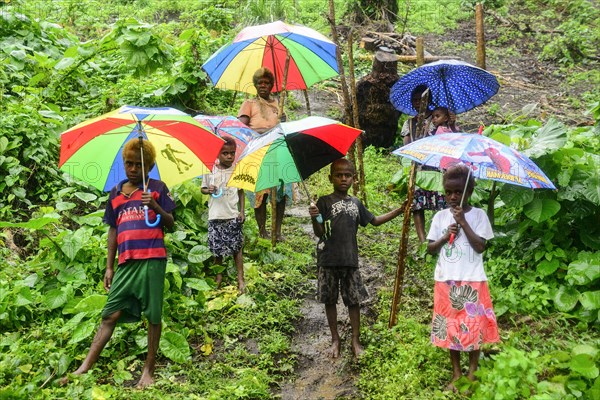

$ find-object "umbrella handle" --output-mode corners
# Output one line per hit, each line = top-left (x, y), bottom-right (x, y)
(144, 190), (161, 227)
(310, 202), (323, 223)
(211, 187), (223, 198)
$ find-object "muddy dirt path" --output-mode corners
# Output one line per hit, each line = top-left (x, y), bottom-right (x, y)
(277, 206), (385, 400)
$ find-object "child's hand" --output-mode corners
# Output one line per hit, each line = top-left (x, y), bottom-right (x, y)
(237, 212), (245, 223)
(141, 191), (157, 210)
(450, 206), (466, 225)
(446, 223), (459, 241)
(104, 268), (114, 291)
(308, 203), (320, 218)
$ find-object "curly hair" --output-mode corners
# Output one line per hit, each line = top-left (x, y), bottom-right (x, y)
(443, 164), (475, 192)
(122, 138), (156, 169)
(252, 67), (275, 87)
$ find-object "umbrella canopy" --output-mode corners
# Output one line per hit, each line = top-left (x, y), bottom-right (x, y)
(392, 132), (555, 189)
(390, 60), (499, 115)
(228, 116), (362, 192)
(193, 115), (259, 162)
(201, 20), (339, 94)
(59, 105), (225, 191)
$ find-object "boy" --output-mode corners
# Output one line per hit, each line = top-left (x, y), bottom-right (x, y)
(62, 138), (175, 388)
(308, 158), (403, 357)
(201, 137), (246, 292)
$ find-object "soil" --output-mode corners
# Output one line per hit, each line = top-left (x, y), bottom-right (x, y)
(275, 16), (596, 400)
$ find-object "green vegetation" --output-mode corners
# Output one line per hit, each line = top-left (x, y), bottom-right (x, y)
(1, 0), (599, 399)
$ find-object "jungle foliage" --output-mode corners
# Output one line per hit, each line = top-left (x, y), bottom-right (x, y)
(0, 0), (599, 399)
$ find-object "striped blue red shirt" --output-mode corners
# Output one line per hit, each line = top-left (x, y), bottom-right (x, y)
(103, 179), (176, 265)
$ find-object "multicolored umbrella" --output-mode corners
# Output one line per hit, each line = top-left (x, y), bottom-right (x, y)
(392, 132), (555, 189)
(201, 20), (339, 94)
(193, 115), (259, 162)
(390, 59), (499, 115)
(228, 116), (362, 192)
(59, 105), (224, 191)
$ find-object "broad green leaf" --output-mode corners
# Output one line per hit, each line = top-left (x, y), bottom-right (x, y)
(74, 192), (97, 203)
(185, 278), (211, 292)
(572, 344), (599, 358)
(56, 201), (76, 211)
(566, 252), (600, 285)
(54, 57), (75, 70)
(68, 319), (96, 344)
(0, 217), (58, 229)
(18, 364), (32, 373)
(74, 294), (107, 313)
(61, 227), (92, 261)
(579, 291), (600, 311)
(15, 287), (33, 306)
(570, 354), (599, 379)
(416, 170), (443, 191)
(523, 119), (567, 158)
(159, 331), (190, 363)
(188, 245), (211, 263)
(523, 198), (561, 223)
(500, 184), (534, 208)
(207, 296), (229, 312)
(43, 289), (68, 310)
(553, 285), (580, 312)
(536, 258), (560, 276)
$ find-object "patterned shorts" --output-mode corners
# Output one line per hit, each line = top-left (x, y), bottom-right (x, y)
(208, 219), (243, 258)
(431, 281), (500, 351)
(412, 188), (446, 211)
(317, 267), (368, 306)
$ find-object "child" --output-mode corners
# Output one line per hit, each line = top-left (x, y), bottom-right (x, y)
(429, 106), (459, 135)
(401, 86), (446, 242)
(308, 158), (403, 357)
(426, 164), (499, 391)
(201, 137), (245, 292)
(62, 138), (175, 389)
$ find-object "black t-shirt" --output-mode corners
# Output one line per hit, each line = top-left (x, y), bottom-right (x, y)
(316, 194), (374, 268)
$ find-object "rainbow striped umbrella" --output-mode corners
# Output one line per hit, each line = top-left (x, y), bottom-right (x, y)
(59, 106), (224, 191)
(201, 20), (339, 94)
(228, 116), (362, 192)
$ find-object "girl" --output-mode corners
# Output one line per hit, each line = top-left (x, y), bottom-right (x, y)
(426, 164), (499, 391)
(429, 106), (460, 134)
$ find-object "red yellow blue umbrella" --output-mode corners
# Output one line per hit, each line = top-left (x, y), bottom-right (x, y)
(59, 105), (224, 191)
(201, 20), (339, 94)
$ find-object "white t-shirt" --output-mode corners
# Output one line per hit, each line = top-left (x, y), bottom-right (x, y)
(202, 165), (240, 220)
(427, 207), (494, 282)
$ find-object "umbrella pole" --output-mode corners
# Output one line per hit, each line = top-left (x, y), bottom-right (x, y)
(137, 123), (147, 192)
(389, 162), (417, 328)
(459, 167), (472, 208)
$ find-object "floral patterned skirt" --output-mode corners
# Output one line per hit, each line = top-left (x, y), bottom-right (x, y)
(431, 281), (500, 351)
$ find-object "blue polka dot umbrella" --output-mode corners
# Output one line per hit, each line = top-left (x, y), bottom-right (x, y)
(390, 59), (499, 115)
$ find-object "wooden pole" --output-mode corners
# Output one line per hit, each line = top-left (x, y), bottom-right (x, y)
(347, 30), (367, 206)
(476, 3), (486, 69)
(303, 89), (311, 116)
(328, 0), (354, 169)
(416, 37), (425, 66)
(389, 89), (431, 328)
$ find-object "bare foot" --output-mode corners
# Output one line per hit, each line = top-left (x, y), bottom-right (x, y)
(58, 369), (84, 386)
(329, 339), (341, 358)
(467, 372), (477, 381)
(216, 273), (222, 288)
(275, 235), (285, 242)
(351, 340), (364, 357)
(136, 372), (154, 389)
(237, 280), (246, 294)
(259, 230), (269, 239)
(445, 382), (458, 393)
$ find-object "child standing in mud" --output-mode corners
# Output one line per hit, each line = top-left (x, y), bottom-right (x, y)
(308, 158), (403, 357)
(426, 164), (500, 391)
